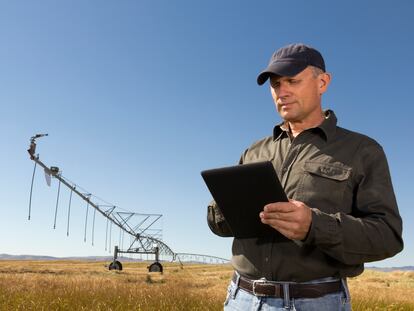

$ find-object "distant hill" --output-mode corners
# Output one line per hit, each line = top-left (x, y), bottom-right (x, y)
(0, 253), (142, 262)
(0, 253), (59, 261)
(366, 266), (414, 272)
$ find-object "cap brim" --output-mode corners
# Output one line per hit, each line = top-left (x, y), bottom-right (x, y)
(257, 61), (308, 85)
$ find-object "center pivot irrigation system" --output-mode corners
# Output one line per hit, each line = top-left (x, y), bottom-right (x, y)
(27, 134), (229, 272)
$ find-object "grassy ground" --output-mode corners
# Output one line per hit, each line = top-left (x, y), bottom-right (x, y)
(0, 260), (413, 310)
(348, 269), (414, 310)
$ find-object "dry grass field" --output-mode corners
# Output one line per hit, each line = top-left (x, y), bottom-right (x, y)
(0, 260), (413, 310)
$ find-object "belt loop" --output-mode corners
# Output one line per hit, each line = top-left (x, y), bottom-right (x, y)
(232, 271), (241, 298)
(341, 278), (351, 302)
(283, 283), (290, 309)
(233, 271), (241, 287)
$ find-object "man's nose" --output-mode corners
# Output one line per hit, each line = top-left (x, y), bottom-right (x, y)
(277, 82), (291, 98)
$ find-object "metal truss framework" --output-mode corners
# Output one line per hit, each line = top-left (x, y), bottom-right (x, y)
(27, 134), (229, 272)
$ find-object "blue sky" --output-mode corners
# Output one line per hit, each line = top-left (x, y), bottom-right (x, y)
(1, 1), (413, 267)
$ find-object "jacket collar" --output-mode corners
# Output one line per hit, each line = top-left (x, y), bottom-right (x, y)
(273, 110), (337, 142)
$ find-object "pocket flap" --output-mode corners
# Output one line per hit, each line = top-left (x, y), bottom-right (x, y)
(304, 161), (351, 181)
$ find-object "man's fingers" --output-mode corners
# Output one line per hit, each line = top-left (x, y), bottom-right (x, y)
(264, 202), (295, 213)
(261, 217), (290, 229)
(260, 211), (296, 222)
(261, 218), (303, 239)
(260, 199), (312, 240)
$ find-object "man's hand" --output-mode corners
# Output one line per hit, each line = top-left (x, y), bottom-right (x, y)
(259, 199), (312, 240)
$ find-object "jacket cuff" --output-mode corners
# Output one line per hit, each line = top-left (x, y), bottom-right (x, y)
(207, 201), (233, 237)
(303, 208), (341, 246)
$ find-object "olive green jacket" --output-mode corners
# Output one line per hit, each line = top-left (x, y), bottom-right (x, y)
(207, 110), (403, 282)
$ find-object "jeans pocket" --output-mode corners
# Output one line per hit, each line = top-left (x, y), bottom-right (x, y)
(224, 283), (233, 306)
(224, 281), (239, 307)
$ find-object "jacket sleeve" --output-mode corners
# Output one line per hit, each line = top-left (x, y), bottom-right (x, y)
(207, 200), (233, 237)
(303, 142), (404, 265)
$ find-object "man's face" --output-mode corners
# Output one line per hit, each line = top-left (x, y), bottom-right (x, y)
(269, 67), (330, 123)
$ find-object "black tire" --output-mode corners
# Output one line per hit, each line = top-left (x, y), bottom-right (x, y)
(148, 262), (163, 273)
(109, 260), (123, 271)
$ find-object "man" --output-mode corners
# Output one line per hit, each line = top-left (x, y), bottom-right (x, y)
(207, 43), (403, 310)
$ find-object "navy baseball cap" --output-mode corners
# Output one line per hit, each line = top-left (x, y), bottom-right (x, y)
(257, 43), (326, 85)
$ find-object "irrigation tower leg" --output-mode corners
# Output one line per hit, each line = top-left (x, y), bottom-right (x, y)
(147, 245), (163, 273)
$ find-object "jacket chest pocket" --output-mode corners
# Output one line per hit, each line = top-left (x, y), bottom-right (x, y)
(296, 161), (352, 213)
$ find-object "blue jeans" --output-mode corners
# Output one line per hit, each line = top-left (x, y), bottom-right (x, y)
(224, 275), (352, 311)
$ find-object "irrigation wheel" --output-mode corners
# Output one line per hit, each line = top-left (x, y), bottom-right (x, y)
(148, 261), (163, 273)
(108, 260), (123, 271)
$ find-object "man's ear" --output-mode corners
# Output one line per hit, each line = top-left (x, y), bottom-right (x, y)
(319, 72), (331, 94)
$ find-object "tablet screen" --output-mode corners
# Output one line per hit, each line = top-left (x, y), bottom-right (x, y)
(201, 161), (288, 238)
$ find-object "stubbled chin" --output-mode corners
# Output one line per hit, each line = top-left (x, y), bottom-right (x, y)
(279, 109), (298, 121)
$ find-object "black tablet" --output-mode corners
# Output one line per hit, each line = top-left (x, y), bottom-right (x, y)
(201, 161), (288, 238)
